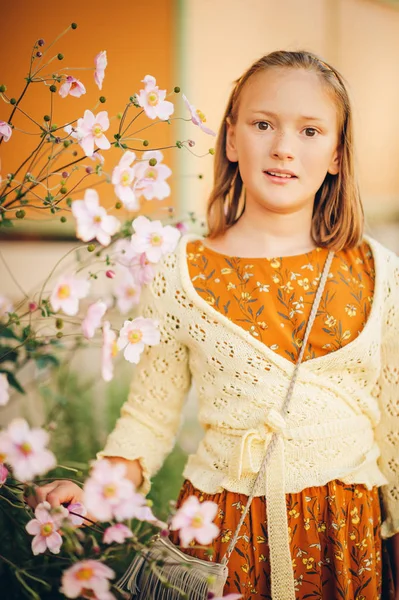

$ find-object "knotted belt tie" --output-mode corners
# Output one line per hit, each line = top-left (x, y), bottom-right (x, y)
(228, 410), (296, 599)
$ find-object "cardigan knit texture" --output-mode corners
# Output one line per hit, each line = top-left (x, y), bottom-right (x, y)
(99, 233), (399, 597)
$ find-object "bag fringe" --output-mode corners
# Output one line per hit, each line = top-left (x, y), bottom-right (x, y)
(116, 535), (228, 599)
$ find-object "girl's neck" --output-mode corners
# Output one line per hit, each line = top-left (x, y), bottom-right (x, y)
(208, 207), (316, 259)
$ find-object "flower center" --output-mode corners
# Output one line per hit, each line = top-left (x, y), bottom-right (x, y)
(147, 91), (159, 106)
(144, 168), (157, 180)
(196, 109), (206, 123)
(150, 234), (163, 247)
(71, 81), (78, 90)
(76, 567), (94, 581)
(19, 442), (32, 456)
(57, 284), (71, 300)
(111, 341), (118, 357)
(126, 287), (137, 298)
(128, 329), (143, 344)
(103, 484), (117, 498)
(121, 172), (131, 186)
(93, 215), (102, 224)
(191, 513), (204, 528)
(0, 454), (6, 463)
(92, 124), (103, 138)
(41, 522), (54, 537)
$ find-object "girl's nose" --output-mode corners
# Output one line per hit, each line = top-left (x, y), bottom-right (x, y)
(270, 133), (295, 161)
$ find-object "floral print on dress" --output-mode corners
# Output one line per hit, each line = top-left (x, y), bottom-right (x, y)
(186, 239), (375, 362)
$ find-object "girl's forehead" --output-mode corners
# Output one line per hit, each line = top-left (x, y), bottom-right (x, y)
(239, 68), (338, 121)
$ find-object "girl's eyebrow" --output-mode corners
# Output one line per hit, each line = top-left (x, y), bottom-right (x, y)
(249, 109), (326, 123)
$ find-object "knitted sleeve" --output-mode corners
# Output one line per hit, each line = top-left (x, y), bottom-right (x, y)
(97, 256), (192, 496)
(374, 252), (399, 538)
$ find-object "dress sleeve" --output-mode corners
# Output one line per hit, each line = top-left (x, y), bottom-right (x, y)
(373, 253), (399, 538)
(97, 257), (192, 496)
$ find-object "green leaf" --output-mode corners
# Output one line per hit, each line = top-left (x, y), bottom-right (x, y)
(0, 345), (19, 364)
(0, 327), (22, 341)
(0, 219), (14, 228)
(0, 370), (26, 394)
(35, 354), (59, 370)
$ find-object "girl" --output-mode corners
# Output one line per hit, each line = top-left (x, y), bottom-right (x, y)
(31, 51), (398, 599)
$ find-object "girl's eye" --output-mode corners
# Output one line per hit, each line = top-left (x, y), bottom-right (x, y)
(255, 121), (270, 131)
(304, 128), (318, 137)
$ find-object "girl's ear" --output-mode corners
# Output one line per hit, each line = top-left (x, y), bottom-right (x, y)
(328, 144), (341, 175)
(226, 118), (238, 162)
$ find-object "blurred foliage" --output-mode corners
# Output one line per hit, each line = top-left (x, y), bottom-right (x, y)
(0, 362), (188, 599)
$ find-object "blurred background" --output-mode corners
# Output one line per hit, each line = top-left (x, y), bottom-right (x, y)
(1, 0), (399, 513)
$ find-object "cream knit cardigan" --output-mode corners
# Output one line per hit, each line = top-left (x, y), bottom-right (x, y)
(99, 233), (399, 599)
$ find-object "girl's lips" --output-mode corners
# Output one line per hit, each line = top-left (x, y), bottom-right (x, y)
(264, 171), (298, 184)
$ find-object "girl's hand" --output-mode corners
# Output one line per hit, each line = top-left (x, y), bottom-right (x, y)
(23, 480), (96, 524)
(24, 480), (84, 510)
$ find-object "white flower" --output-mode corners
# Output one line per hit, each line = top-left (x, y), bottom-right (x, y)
(59, 76), (86, 99)
(133, 150), (172, 201)
(72, 189), (120, 246)
(0, 373), (10, 406)
(65, 110), (111, 157)
(0, 418), (56, 482)
(117, 317), (160, 364)
(101, 321), (118, 382)
(50, 274), (90, 316)
(82, 300), (107, 339)
(130, 215), (180, 263)
(94, 51), (107, 90)
(0, 295), (13, 320)
(182, 94), (216, 136)
(137, 75), (174, 120)
(111, 151), (140, 210)
(25, 501), (65, 555)
(114, 273), (142, 315)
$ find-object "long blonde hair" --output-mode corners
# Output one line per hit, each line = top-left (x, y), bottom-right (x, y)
(206, 50), (364, 251)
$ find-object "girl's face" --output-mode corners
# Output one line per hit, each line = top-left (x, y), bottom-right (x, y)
(226, 68), (341, 215)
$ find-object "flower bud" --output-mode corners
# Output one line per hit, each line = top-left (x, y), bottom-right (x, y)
(66, 197), (72, 207)
(85, 166), (93, 174)
(28, 302), (38, 312)
(0, 85), (6, 93)
(71, 22), (78, 29)
(10, 98), (16, 105)
(115, 201), (122, 209)
(62, 171), (69, 178)
(105, 270), (115, 279)
(188, 140), (195, 147)
(38, 38), (45, 46)
(174, 86), (180, 93)
(63, 140), (71, 148)
(43, 115), (51, 122)
(209, 148), (215, 155)
(49, 85), (57, 93)
(73, 151), (78, 156)
(143, 140), (149, 147)
(60, 216), (67, 223)
(198, 174), (203, 179)
(55, 137), (61, 144)
(148, 158), (157, 167)
(87, 244), (96, 252)
(60, 187), (67, 195)
(55, 318), (63, 329)
(16, 210), (26, 219)
(57, 53), (64, 60)
(56, 331), (63, 339)
(99, 96), (106, 103)
(36, 51), (43, 58)
(114, 133), (121, 140)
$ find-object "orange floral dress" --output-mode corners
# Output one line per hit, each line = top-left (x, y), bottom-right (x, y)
(169, 238), (395, 600)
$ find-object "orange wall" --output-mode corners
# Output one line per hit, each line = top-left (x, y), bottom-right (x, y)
(0, 0), (178, 228)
